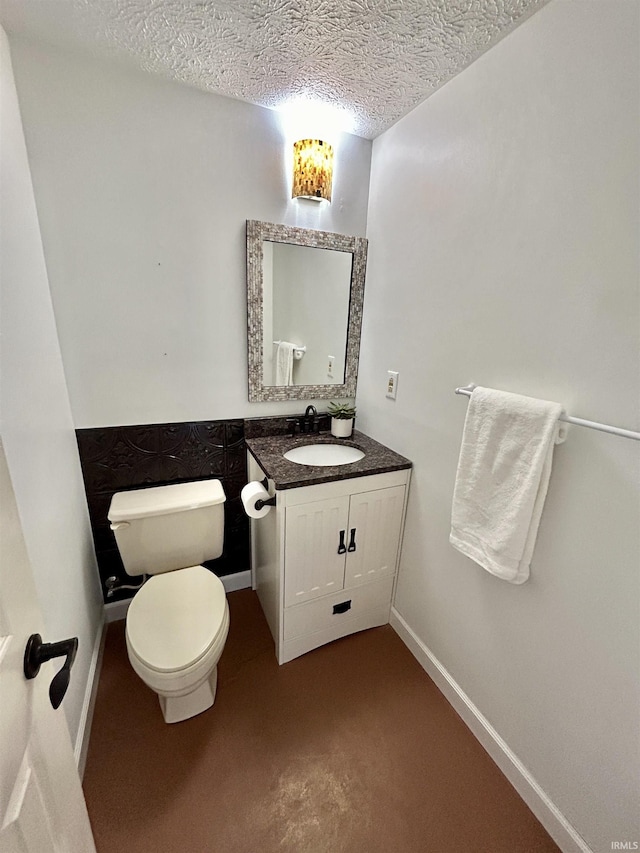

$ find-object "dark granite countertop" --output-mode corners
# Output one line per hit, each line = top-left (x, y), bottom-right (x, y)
(246, 429), (412, 490)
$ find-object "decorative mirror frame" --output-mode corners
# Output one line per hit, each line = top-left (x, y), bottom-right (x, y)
(246, 219), (368, 402)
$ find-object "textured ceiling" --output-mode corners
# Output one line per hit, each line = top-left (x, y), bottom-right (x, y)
(0, 0), (549, 138)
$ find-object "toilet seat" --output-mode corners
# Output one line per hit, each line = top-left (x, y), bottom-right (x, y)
(126, 565), (227, 673)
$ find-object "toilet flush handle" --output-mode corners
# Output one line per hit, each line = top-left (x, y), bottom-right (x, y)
(110, 522), (130, 531)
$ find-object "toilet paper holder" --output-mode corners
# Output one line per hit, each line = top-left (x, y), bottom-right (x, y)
(255, 478), (276, 511)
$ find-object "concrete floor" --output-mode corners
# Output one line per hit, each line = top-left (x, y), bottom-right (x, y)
(83, 588), (559, 852)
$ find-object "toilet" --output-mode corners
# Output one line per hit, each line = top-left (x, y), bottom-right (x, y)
(108, 479), (229, 724)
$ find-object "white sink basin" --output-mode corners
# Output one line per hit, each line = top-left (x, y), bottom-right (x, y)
(283, 444), (365, 467)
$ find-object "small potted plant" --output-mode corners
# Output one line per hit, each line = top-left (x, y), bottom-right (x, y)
(328, 401), (356, 438)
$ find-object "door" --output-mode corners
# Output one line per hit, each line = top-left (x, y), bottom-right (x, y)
(0, 441), (96, 852)
(284, 495), (350, 606)
(344, 485), (405, 588)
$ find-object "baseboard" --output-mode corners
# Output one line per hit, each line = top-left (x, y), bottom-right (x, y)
(221, 570), (252, 593)
(74, 614), (106, 778)
(104, 598), (130, 623)
(389, 607), (592, 853)
(103, 569), (252, 624)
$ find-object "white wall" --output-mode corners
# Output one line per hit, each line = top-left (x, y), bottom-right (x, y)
(8, 37), (372, 428)
(357, 1), (639, 850)
(0, 28), (103, 750)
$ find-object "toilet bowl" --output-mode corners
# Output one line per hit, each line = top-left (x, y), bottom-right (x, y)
(125, 565), (229, 723)
(108, 479), (228, 724)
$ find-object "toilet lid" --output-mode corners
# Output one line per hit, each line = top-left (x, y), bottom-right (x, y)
(126, 565), (227, 673)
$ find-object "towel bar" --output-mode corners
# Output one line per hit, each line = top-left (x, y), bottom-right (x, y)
(455, 384), (640, 442)
(273, 340), (306, 354)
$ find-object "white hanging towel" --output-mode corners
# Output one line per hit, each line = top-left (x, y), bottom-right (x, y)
(450, 387), (567, 584)
(275, 341), (295, 386)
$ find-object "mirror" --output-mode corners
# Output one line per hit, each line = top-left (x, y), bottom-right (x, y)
(246, 220), (368, 402)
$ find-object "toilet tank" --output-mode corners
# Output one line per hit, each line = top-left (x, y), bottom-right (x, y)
(108, 480), (226, 577)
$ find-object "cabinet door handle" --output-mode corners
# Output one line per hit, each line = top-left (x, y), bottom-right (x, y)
(347, 528), (357, 552)
(337, 530), (347, 555)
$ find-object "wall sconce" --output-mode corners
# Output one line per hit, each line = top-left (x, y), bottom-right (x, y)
(292, 139), (334, 202)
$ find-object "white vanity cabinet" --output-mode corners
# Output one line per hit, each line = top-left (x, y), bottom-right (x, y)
(248, 455), (410, 664)
(284, 484), (405, 606)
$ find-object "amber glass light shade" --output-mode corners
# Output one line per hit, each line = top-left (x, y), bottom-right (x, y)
(292, 139), (334, 202)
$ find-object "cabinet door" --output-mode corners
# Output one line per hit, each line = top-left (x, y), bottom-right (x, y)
(344, 485), (405, 588)
(284, 496), (349, 607)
